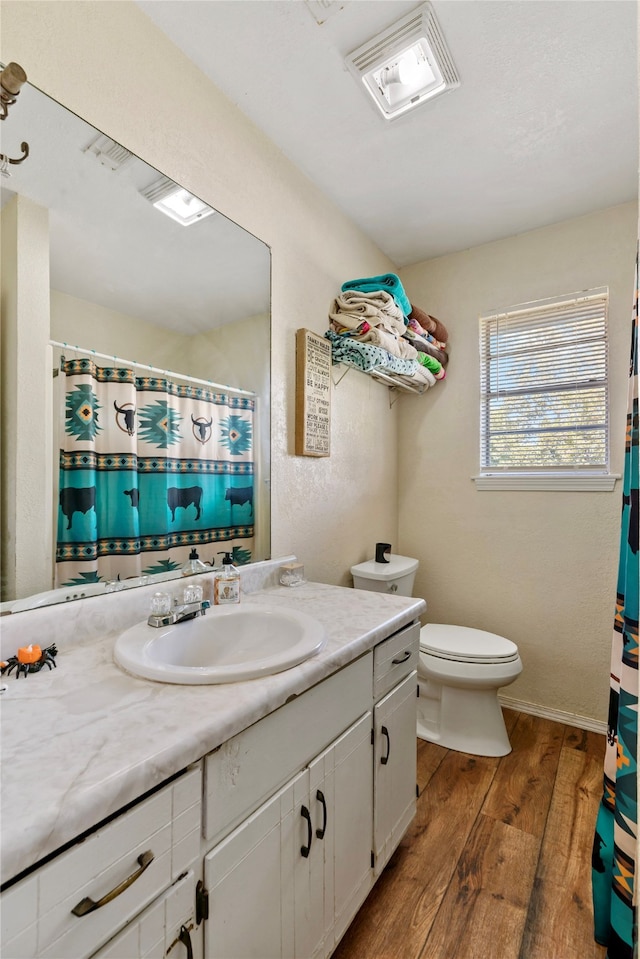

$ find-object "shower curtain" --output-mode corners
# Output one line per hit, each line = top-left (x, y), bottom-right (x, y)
(56, 357), (255, 586)
(592, 250), (639, 958)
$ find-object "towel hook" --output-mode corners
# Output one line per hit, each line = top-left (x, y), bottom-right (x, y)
(0, 63), (30, 173)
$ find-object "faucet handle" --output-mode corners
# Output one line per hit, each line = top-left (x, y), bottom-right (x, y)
(183, 584), (203, 604)
(150, 591), (172, 616)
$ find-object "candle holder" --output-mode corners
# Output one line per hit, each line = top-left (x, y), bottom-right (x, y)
(0, 644), (58, 679)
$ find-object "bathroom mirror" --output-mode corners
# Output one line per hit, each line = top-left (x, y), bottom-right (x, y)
(0, 76), (271, 612)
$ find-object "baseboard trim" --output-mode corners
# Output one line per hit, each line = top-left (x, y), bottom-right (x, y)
(499, 695), (607, 736)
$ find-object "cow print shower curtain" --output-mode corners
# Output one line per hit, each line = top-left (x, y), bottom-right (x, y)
(55, 357), (255, 587)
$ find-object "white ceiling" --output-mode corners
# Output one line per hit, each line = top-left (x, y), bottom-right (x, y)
(137, 0), (638, 266)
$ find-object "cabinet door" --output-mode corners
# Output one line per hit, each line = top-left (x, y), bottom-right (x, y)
(323, 712), (374, 952)
(299, 712), (373, 959)
(90, 870), (201, 959)
(373, 671), (417, 873)
(204, 773), (304, 959)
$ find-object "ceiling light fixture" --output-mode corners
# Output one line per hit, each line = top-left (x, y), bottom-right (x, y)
(83, 133), (134, 173)
(140, 175), (215, 227)
(346, 2), (460, 121)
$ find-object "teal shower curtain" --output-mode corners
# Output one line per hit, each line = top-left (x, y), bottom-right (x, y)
(56, 357), (255, 586)
(592, 250), (639, 958)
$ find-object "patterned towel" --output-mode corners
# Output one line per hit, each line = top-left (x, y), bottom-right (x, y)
(325, 331), (418, 375)
(408, 304), (449, 345)
(329, 321), (417, 361)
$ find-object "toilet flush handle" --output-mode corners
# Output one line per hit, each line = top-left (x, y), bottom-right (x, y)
(388, 583), (398, 593)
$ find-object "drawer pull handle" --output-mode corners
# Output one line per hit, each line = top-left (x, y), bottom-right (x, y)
(300, 805), (312, 858)
(179, 924), (194, 959)
(391, 650), (411, 665)
(316, 789), (327, 840)
(381, 726), (391, 765)
(71, 849), (154, 916)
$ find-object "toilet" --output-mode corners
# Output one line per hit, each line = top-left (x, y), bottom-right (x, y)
(351, 554), (522, 757)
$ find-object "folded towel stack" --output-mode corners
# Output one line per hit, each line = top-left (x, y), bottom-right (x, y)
(341, 273), (412, 318)
(408, 304), (449, 348)
(326, 272), (450, 390)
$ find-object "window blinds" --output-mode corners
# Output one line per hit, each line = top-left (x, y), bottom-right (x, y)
(479, 289), (609, 472)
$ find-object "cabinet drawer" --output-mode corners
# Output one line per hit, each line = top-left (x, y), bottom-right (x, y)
(90, 869), (201, 959)
(373, 621), (420, 701)
(204, 652), (372, 845)
(1, 765), (201, 959)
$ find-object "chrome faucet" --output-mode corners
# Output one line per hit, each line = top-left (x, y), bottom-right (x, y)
(148, 599), (210, 628)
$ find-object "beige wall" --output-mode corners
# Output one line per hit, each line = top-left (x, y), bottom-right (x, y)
(1, 0), (399, 590)
(398, 202), (637, 723)
(51, 290), (185, 368)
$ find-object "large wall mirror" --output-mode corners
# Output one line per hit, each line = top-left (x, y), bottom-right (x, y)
(0, 72), (271, 613)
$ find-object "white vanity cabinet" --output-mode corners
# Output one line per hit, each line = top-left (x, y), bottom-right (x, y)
(201, 621), (420, 959)
(0, 609), (422, 959)
(203, 711), (373, 959)
(202, 654), (374, 959)
(0, 766), (202, 959)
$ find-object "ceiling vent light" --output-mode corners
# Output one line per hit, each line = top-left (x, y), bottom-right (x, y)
(83, 133), (134, 172)
(346, 2), (460, 120)
(140, 175), (215, 227)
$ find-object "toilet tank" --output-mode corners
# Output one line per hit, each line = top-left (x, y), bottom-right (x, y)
(351, 555), (419, 596)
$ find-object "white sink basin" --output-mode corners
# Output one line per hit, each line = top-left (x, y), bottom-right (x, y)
(113, 604), (326, 684)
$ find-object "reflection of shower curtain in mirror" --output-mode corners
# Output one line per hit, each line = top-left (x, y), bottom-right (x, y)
(55, 358), (255, 587)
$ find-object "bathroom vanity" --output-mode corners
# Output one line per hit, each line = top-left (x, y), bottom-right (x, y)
(0, 560), (425, 958)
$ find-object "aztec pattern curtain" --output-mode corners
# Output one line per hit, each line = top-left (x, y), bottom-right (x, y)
(592, 250), (639, 958)
(56, 358), (255, 587)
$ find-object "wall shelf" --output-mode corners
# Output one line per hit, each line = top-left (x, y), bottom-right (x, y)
(332, 360), (432, 395)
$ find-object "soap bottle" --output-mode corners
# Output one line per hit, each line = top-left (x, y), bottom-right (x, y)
(181, 547), (208, 576)
(214, 552), (241, 605)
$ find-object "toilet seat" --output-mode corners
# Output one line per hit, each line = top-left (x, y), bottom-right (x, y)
(420, 623), (520, 665)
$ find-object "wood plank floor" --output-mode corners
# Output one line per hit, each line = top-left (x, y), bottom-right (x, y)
(333, 710), (607, 959)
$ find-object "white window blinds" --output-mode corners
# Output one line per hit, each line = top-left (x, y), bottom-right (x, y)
(479, 289), (609, 473)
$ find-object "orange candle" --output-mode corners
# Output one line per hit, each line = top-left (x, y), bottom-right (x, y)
(17, 644), (41, 664)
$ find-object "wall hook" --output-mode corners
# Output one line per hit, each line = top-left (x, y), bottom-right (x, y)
(0, 140), (29, 174)
(0, 63), (30, 174)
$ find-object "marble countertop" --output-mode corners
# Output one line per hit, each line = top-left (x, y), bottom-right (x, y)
(0, 578), (425, 886)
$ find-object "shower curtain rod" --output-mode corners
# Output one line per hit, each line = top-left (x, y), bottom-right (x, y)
(49, 340), (256, 397)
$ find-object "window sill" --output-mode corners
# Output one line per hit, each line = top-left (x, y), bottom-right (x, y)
(472, 473), (620, 491)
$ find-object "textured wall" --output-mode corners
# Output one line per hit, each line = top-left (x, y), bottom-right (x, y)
(398, 202), (637, 723)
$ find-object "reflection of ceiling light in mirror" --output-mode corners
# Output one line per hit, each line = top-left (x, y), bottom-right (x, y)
(346, 2), (460, 120)
(140, 176), (215, 226)
(83, 133), (134, 172)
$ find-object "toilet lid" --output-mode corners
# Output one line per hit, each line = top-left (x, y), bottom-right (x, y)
(420, 623), (520, 664)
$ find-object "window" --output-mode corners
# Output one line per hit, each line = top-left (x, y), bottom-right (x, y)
(476, 288), (617, 491)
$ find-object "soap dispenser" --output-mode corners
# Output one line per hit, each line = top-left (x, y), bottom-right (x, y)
(213, 552), (241, 605)
(181, 547), (208, 576)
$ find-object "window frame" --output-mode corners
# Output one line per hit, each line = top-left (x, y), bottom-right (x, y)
(474, 287), (618, 491)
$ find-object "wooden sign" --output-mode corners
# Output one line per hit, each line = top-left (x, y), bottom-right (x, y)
(295, 329), (331, 457)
